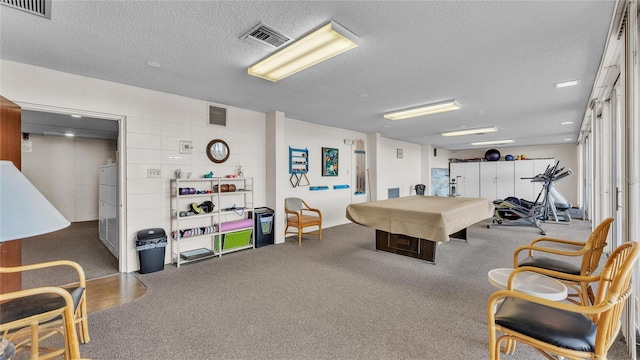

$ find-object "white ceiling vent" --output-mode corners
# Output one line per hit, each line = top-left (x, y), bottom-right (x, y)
(241, 23), (292, 51)
(0, 0), (50, 18)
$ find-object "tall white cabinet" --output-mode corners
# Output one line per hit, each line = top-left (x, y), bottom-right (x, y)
(514, 159), (556, 201)
(450, 159), (555, 201)
(98, 164), (118, 258)
(480, 161), (515, 201)
(449, 162), (480, 197)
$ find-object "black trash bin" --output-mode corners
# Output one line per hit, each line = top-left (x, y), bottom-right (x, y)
(136, 228), (167, 274)
(251, 207), (274, 248)
(415, 184), (426, 195)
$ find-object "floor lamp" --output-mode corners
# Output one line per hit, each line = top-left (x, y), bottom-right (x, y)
(0, 160), (70, 242)
(0, 160), (72, 357)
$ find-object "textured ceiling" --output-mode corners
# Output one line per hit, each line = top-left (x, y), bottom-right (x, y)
(0, 1), (615, 150)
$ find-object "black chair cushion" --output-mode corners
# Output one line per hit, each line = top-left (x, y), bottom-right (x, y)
(65, 286), (85, 310)
(495, 297), (596, 352)
(0, 287), (84, 325)
(518, 256), (581, 275)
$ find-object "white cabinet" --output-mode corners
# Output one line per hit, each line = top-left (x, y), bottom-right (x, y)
(450, 159), (555, 201)
(98, 164), (118, 258)
(514, 160), (535, 200)
(449, 162), (480, 197)
(514, 159), (556, 201)
(170, 177), (254, 267)
(480, 161), (514, 201)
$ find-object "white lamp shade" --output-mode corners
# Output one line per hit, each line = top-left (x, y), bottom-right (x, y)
(0, 160), (70, 241)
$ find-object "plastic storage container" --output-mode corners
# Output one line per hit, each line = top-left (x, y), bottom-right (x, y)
(136, 228), (167, 274)
(215, 229), (253, 251)
(252, 207), (274, 248)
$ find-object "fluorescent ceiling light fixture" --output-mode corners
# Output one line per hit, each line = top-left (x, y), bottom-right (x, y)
(561, 121), (574, 125)
(555, 80), (579, 88)
(65, 133), (75, 137)
(441, 126), (497, 137)
(248, 21), (358, 82)
(384, 100), (461, 121)
(71, 114), (82, 118)
(470, 139), (514, 146)
(564, 138), (573, 141)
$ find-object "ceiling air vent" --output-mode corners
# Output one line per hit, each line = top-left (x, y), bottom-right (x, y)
(209, 105), (227, 127)
(241, 23), (292, 51)
(0, 0), (50, 18)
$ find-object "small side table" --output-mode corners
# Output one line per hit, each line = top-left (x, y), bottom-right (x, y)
(488, 268), (569, 358)
(488, 268), (567, 301)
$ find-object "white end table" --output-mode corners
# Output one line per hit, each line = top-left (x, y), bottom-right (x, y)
(488, 268), (568, 359)
(488, 268), (567, 301)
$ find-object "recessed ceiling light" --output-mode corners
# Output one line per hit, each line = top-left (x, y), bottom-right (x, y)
(441, 126), (497, 137)
(555, 80), (579, 88)
(470, 139), (514, 146)
(64, 133), (75, 137)
(71, 114), (82, 118)
(146, 61), (161, 68)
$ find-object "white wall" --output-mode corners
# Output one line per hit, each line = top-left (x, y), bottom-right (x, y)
(377, 137), (422, 198)
(283, 118), (367, 228)
(22, 135), (117, 222)
(451, 144), (579, 205)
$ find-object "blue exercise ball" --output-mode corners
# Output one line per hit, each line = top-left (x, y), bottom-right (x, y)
(505, 154), (514, 161)
(485, 149), (501, 161)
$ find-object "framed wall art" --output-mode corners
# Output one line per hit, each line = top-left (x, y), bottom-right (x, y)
(322, 147), (339, 176)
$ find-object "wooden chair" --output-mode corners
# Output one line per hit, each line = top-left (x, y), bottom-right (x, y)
(513, 217), (613, 305)
(284, 197), (322, 246)
(0, 286), (81, 359)
(0, 260), (90, 345)
(489, 241), (639, 359)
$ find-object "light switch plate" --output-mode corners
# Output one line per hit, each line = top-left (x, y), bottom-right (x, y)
(147, 169), (161, 178)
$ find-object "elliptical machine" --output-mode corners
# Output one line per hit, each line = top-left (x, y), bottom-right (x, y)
(488, 161), (573, 234)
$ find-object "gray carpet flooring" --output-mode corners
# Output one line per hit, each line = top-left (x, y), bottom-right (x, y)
(75, 218), (632, 360)
(21, 221), (119, 288)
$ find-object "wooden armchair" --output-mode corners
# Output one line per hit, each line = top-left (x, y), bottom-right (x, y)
(0, 286), (81, 359)
(513, 217), (613, 305)
(0, 260), (90, 347)
(489, 241), (639, 359)
(285, 197), (322, 246)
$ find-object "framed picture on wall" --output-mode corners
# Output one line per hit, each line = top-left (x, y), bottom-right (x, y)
(322, 147), (339, 176)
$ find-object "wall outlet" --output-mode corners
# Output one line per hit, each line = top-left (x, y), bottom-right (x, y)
(147, 169), (161, 178)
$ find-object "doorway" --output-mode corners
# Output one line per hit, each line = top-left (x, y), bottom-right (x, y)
(17, 103), (126, 284)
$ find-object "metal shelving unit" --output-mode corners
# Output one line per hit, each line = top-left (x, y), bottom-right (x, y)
(170, 177), (253, 267)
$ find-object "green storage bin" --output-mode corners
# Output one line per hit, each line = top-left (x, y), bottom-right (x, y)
(215, 229), (252, 251)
